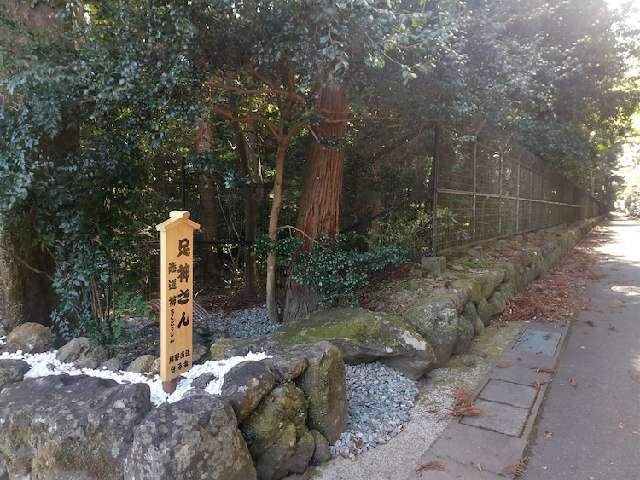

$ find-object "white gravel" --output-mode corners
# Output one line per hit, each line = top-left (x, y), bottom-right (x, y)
(332, 362), (419, 458)
(0, 348), (269, 406)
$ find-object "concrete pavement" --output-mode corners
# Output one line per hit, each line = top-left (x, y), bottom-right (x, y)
(524, 215), (640, 479)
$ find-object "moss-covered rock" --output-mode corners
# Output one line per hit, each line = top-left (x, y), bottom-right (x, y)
(310, 430), (331, 466)
(463, 302), (484, 336)
(476, 270), (505, 299)
(295, 342), (347, 443)
(220, 361), (277, 423)
(241, 384), (314, 480)
(0, 375), (151, 480)
(211, 337), (242, 361)
(56, 337), (107, 369)
(0, 359), (29, 392)
(125, 394), (256, 480)
(496, 281), (516, 301)
(453, 316), (475, 355)
(487, 290), (507, 317)
(476, 297), (492, 326)
(449, 278), (484, 308)
(273, 308), (436, 379)
(401, 298), (460, 365)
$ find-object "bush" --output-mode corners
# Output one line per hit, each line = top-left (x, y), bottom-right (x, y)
(258, 233), (407, 307)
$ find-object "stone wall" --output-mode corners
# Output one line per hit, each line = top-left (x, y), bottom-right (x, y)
(0, 341), (347, 480)
(213, 218), (600, 380)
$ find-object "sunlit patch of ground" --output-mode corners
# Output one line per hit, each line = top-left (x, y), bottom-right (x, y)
(312, 322), (523, 480)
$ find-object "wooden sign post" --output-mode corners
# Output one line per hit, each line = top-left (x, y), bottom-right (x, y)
(156, 211), (201, 393)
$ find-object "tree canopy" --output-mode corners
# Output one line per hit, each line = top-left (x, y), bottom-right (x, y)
(1, 0), (637, 338)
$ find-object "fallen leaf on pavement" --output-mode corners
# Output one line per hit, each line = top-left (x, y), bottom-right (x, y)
(532, 367), (557, 374)
(416, 461), (446, 476)
(502, 457), (528, 476)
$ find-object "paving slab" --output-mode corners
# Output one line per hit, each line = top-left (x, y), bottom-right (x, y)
(478, 379), (538, 409)
(490, 363), (553, 387)
(512, 329), (562, 356)
(405, 453), (503, 480)
(499, 351), (558, 371)
(430, 423), (525, 476)
(460, 399), (529, 437)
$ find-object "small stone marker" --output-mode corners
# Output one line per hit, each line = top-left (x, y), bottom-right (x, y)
(156, 211), (201, 393)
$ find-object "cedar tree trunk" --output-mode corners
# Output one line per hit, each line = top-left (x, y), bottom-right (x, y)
(196, 118), (220, 287)
(283, 79), (348, 323)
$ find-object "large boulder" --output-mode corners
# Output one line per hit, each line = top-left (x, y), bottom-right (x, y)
(453, 316), (475, 355)
(124, 394), (256, 480)
(4, 322), (53, 353)
(220, 361), (277, 423)
(476, 297), (493, 326)
(476, 270), (505, 298)
(309, 430), (331, 466)
(241, 384), (315, 480)
(401, 298), (460, 365)
(293, 342), (347, 443)
(0, 359), (29, 391)
(126, 354), (156, 373)
(56, 337), (107, 369)
(449, 278), (483, 307)
(273, 308), (436, 379)
(463, 302), (484, 337)
(0, 375), (151, 479)
(487, 290), (507, 318)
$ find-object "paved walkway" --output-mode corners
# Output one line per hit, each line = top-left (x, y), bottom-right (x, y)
(405, 322), (566, 479)
(404, 215), (640, 479)
(524, 215), (640, 479)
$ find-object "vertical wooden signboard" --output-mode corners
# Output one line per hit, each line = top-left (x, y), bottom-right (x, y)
(156, 211), (201, 393)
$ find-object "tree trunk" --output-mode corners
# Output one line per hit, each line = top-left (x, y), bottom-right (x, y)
(195, 118), (220, 288)
(243, 183), (262, 299)
(234, 122), (262, 300)
(0, 233), (55, 333)
(265, 142), (287, 321)
(283, 79), (348, 323)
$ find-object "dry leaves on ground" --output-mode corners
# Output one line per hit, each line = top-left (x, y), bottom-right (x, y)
(416, 461), (447, 476)
(498, 229), (606, 324)
(451, 385), (481, 417)
(502, 457), (528, 478)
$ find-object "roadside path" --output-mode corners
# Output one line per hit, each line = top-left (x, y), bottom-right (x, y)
(524, 215), (640, 479)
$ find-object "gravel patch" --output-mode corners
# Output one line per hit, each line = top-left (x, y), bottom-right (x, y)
(196, 306), (279, 342)
(313, 322), (524, 480)
(331, 362), (418, 458)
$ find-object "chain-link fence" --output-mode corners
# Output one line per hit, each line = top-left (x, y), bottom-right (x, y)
(432, 128), (602, 254)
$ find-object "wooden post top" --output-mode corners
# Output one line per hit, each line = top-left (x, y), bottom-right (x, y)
(156, 211), (201, 232)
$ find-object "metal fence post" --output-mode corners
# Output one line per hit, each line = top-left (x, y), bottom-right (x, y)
(498, 148), (504, 236)
(529, 165), (534, 228)
(515, 160), (521, 233)
(431, 125), (440, 256)
(473, 138), (478, 241)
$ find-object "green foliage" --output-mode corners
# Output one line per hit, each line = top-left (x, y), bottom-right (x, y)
(627, 190), (640, 217)
(290, 235), (407, 307)
(368, 208), (432, 257)
(0, 0), (637, 338)
(114, 291), (150, 319)
(260, 233), (407, 306)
